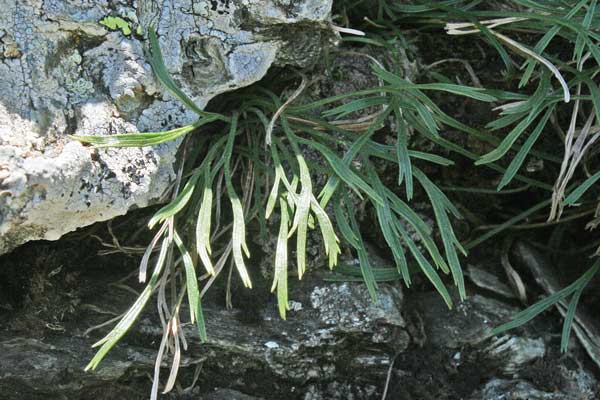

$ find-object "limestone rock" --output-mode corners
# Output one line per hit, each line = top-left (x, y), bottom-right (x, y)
(0, 0), (334, 254)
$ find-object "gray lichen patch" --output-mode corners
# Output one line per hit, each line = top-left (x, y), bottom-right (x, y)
(82, 33), (155, 114)
(0, 30), (21, 59)
(311, 283), (406, 333)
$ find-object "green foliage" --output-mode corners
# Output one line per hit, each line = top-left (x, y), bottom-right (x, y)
(333, 0), (600, 359)
(77, 0), (600, 393)
(74, 25), (479, 381)
(99, 16), (133, 36)
(85, 228), (171, 371)
(493, 258), (600, 352)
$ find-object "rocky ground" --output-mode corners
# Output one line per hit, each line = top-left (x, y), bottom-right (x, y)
(0, 214), (598, 399)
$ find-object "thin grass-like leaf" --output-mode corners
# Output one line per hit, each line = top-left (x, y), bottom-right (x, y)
(408, 151), (454, 166)
(573, 0), (596, 68)
(365, 163), (411, 285)
(289, 157), (311, 279)
(476, 106), (546, 165)
(371, 63), (496, 102)
(282, 121), (313, 279)
(149, 168), (203, 228)
(304, 140), (384, 205)
(272, 198), (290, 319)
(174, 230), (207, 342)
(71, 120), (208, 148)
(334, 196), (379, 301)
(357, 244), (379, 302)
(148, 28), (211, 117)
(520, 0), (587, 86)
(412, 98), (440, 136)
(493, 259), (600, 336)
(564, 170), (600, 205)
(397, 222), (453, 308)
(415, 83), (497, 102)
(85, 235), (170, 370)
(560, 277), (588, 352)
(265, 166), (282, 219)
(310, 196), (340, 269)
(584, 78), (600, 132)
(325, 263), (402, 282)
(560, 256), (600, 352)
(498, 106), (554, 190)
(317, 109), (391, 207)
(393, 105), (414, 199)
(383, 187), (450, 273)
(323, 96), (389, 119)
(493, 31), (570, 103)
(270, 140), (301, 207)
(139, 222), (168, 282)
(478, 72), (552, 165)
(223, 114), (252, 288)
(415, 169), (466, 300)
(196, 164), (215, 275)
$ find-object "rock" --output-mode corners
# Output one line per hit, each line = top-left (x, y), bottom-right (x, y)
(310, 282), (406, 335)
(513, 241), (600, 369)
(412, 292), (519, 349)
(387, 289), (599, 400)
(204, 389), (264, 400)
(484, 335), (546, 375)
(2, 235), (599, 399)
(470, 374), (599, 400)
(302, 382), (379, 400)
(0, 233), (409, 399)
(0, 336), (156, 399)
(467, 263), (517, 300)
(0, 0), (335, 255)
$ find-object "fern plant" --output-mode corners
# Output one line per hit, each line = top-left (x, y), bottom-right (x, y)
(73, 1), (600, 393)
(335, 0), (600, 354)
(72, 24), (497, 396)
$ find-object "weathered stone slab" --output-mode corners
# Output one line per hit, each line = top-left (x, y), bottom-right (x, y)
(0, 0), (333, 254)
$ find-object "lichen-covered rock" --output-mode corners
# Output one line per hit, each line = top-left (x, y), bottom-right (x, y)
(205, 389), (264, 400)
(414, 292), (520, 348)
(0, 254), (410, 399)
(2, 235), (599, 399)
(470, 374), (599, 400)
(0, 0), (334, 255)
(310, 282), (406, 337)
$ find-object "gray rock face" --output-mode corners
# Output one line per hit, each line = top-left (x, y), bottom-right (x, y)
(1, 234), (599, 399)
(0, 0), (334, 255)
(0, 265), (410, 399)
(470, 374), (599, 400)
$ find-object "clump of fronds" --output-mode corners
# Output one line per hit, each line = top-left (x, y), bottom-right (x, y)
(442, 0), (600, 348)
(336, 0), (600, 355)
(74, 0), (600, 391)
(73, 25), (493, 395)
